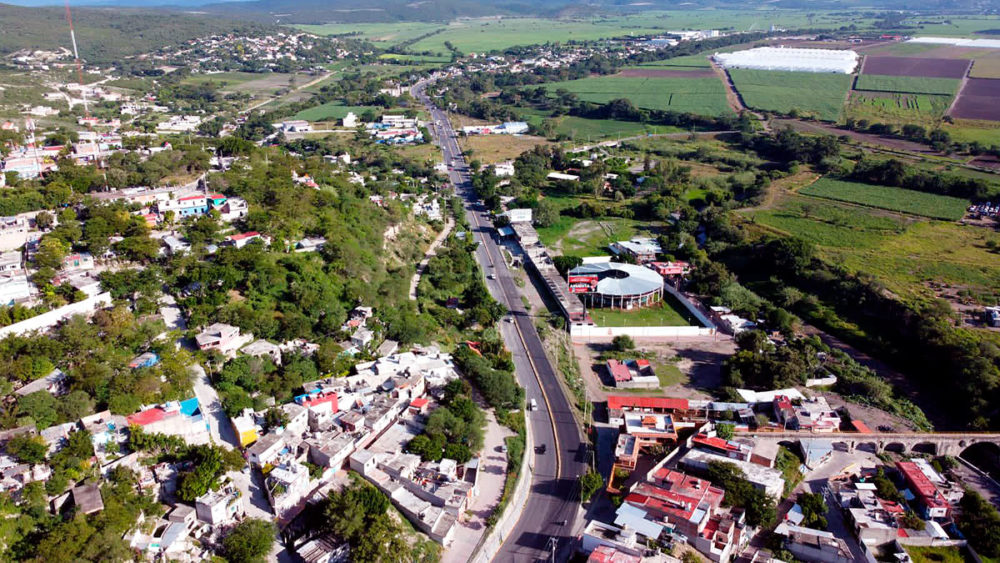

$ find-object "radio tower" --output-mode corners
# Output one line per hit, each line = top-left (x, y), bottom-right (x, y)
(64, 0), (106, 188)
(64, 0), (89, 119)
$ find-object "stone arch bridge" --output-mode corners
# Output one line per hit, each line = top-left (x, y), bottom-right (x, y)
(745, 431), (1000, 457)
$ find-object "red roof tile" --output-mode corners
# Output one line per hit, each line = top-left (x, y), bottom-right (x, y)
(607, 396), (688, 411)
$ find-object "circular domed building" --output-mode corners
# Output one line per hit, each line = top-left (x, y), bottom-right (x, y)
(567, 262), (665, 309)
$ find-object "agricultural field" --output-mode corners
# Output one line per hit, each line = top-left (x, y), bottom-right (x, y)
(589, 298), (696, 327)
(799, 177), (969, 220)
(861, 56), (970, 78)
(543, 75), (732, 116)
(728, 69), (853, 122)
(900, 15), (1000, 36)
(294, 22), (445, 45)
(635, 54), (713, 69)
(847, 92), (952, 125)
(950, 78), (1000, 121)
(378, 53), (451, 64)
(181, 71), (266, 88)
(942, 120), (1000, 145)
(747, 194), (1000, 303)
(861, 42), (945, 57)
(854, 74), (961, 95)
(293, 102), (378, 122)
(970, 57), (1000, 78)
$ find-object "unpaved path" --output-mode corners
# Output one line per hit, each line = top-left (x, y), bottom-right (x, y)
(409, 218), (454, 300)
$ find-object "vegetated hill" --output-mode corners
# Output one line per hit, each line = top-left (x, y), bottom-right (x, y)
(0, 3), (269, 63)
(199, 0), (516, 24)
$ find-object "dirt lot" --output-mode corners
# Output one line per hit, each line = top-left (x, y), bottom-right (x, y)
(861, 55), (971, 78)
(617, 68), (715, 78)
(572, 335), (737, 405)
(458, 134), (551, 164)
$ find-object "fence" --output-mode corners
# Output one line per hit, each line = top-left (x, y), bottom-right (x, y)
(469, 410), (534, 563)
(0, 292), (111, 338)
(570, 324), (715, 339)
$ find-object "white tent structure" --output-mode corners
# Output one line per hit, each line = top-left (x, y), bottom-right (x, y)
(908, 36), (1000, 49)
(714, 46), (859, 74)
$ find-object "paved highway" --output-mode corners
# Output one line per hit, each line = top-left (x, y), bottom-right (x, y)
(414, 81), (588, 561)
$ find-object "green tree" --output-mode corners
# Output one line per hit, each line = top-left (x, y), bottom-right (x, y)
(222, 518), (276, 563)
(7, 434), (48, 464)
(611, 335), (635, 352)
(580, 469), (604, 502)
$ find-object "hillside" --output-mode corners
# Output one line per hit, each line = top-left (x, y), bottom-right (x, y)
(0, 3), (269, 63)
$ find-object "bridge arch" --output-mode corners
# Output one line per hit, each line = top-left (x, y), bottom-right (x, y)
(856, 442), (878, 454)
(911, 442), (938, 455)
(962, 440), (1000, 462)
(884, 442), (907, 454)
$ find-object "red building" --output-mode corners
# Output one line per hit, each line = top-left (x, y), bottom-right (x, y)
(896, 461), (950, 519)
(295, 390), (338, 413)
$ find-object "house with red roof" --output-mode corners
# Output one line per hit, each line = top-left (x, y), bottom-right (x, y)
(607, 395), (689, 425)
(628, 470), (725, 539)
(223, 231), (270, 249)
(156, 194), (208, 217)
(606, 359), (658, 389)
(897, 461), (951, 519)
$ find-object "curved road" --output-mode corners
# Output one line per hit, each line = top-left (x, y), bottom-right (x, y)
(414, 81), (588, 561)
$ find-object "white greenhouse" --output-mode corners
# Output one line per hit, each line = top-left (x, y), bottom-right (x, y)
(908, 36), (1000, 49)
(713, 47), (860, 74)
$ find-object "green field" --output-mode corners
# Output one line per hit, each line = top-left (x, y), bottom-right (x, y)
(181, 71), (265, 88)
(800, 177), (969, 220)
(903, 16), (1000, 37)
(729, 69), (853, 122)
(589, 298), (695, 327)
(295, 22), (445, 45)
(544, 75), (731, 116)
(378, 53), (452, 63)
(293, 102), (378, 122)
(636, 54), (713, 68)
(518, 108), (684, 140)
(847, 92), (952, 125)
(855, 74), (960, 95)
(536, 215), (659, 258)
(749, 195), (1000, 302)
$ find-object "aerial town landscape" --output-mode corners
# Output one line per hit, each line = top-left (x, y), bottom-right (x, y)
(2, 0), (1000, 561)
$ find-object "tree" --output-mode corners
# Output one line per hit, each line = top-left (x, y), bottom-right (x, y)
(7, 434), (48, 464)
(611, 335), (635, 352)
(35, 211), (53, 230)
(580, 469), (604, 502)
(533, 199), (559, 228)
(222, 518), (276, 563)
(715, 423), (734, 441)
(958, 489), (1000, 557)
(797, 492), (828, 529)
(553, 255), (583, 277)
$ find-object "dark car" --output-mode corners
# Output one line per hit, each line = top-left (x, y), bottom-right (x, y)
(536, 444), (547, 454)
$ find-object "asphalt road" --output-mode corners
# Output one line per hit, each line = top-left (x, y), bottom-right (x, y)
(414, 81), (588, 561)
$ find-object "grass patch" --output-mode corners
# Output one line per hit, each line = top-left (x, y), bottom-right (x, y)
(295, 22), (445, 45)
(519, 109), (685, 141)
(729, 69), (853, 122)
(775, 446), (804, 497)
(855, 74), (960, 95)
(636, 53), (712, 68)
(800, 177), (969, 220)
(536, 216), (657, 257)
(181, 71), (265, 89)
(904, 545), (978, 563)
(378, 53), (451, 63)
(589, 297), (696, 327)
(543, 75), (732, 116)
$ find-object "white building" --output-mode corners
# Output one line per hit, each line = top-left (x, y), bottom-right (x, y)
(714, 47), (859, 74)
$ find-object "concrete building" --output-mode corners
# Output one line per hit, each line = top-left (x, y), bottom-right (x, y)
(126, 398), (210, 445)
(247, 433), (285, 468)
(628, 470), (724, 540)
(195, 485), (244, 526)
(231, 412), (258, 448)
(679, 449), (786, 499)
(897, 461), (951, 519)
(610, 237), (662, 263)
(240, 339), (282, 365)
(607, 359), (659, 389)
(194, 323), (245, 355)
(157, 195), (208, 217)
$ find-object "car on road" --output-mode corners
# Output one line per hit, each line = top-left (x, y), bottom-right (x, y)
(536, 444), (547, 454)
(529, 398), (537, 410)
(487, 274), (495, 279)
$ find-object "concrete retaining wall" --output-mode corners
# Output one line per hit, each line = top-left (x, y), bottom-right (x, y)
(570, 324), (716, 339)
(0, 292), (112, 338)
(468, 411), (533, 563)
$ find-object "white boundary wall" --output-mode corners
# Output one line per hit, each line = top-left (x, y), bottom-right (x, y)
(0, 292), (111, 338)
(571, 324), (715, 339)
(468, 411), (533, 563)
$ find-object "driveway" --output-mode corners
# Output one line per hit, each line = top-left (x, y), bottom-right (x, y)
(191, 363), (239, 450)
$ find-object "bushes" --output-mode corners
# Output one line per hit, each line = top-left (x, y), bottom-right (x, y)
(453, 346), (523, 410)
(580, 470), (604, 503)
(957, 489), (1000, 558)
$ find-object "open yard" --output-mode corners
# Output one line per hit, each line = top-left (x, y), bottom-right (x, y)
(747, 194), (1000, 303)
(799, 177), (970, 220)
(518, 108), (684, 140)
(544, 74), (732, 116)
(728, 69), (853, 122)
(536, 216), (660, 258)
(855, 74), (961, 95)
(588, 297), (696, 327)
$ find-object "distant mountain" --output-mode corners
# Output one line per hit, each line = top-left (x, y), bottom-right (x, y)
(0, 3), (268, 62)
